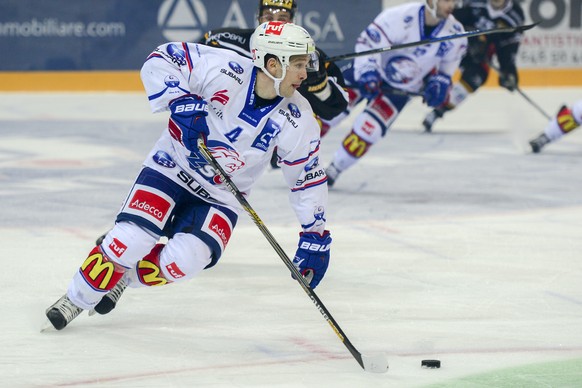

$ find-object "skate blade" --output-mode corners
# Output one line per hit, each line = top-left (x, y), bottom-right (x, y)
(40, 319), (56, 333)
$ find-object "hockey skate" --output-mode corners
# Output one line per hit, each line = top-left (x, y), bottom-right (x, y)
(529, 134), (551, 153)
(422, 109), (443, 133)
(325, 163), (341, 188)
(91, 276), (128, 315)
(45, 294), (83, 330)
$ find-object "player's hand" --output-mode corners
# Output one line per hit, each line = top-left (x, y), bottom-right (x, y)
(292, 231), (332, 289)
(498, 71), (517, 91)
(424, 73), (452, 107)
(168, 94), (210, 151)
(357, 70), (381, 100)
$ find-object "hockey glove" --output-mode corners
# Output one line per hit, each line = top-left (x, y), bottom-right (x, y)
(292, 231), (332, 289)
(357, 70), (381, 101)
(168, 94), (210, 152)
(424, 73), (452, 108)
(498, 71), (518, 91)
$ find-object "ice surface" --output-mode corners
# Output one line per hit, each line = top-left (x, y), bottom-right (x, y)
(1, 88), (581, 387)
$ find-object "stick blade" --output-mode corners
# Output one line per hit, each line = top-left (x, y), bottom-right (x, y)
(362, 353), (389, 373)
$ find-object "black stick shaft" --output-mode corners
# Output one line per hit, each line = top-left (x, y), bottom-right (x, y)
(197, 138), (367, 370)
(327, 22), (539, 62)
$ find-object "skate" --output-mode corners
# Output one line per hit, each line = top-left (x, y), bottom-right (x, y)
(325, 163), (341, 188)
(422, 109), (443, 133)
(529, 134), (550, 153)
(91, 277), (128, 315)
(45, 295), (83, 330)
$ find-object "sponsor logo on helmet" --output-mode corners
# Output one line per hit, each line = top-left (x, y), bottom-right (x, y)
(228, 61), (244, 74)
(265, 21), (285, 35)
(153, 150), (176, 168)
(288, 103), (301, 118)
(164, 75), (180, 88)
(166, 44), (187, 66)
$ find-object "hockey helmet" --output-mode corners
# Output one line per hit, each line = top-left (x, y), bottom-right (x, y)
(250, 21), (315, 95)
(258, 0), (298, 20)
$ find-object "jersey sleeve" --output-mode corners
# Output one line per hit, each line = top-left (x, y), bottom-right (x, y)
(277, 112), (328, 234)
(437, 21), (468, 76)
(352, 8), (400, 81)
(140, 42), (211, 113)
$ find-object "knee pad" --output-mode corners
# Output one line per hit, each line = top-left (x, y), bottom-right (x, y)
(100, 221), (159, 269)
(135, 234), (212, 286)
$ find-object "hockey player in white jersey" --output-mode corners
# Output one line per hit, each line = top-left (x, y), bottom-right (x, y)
(325, 0), (467, 187)
(45, 21), (332, 331)
(529, 100), (582, 153)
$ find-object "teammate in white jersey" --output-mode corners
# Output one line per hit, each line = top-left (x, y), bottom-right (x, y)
(529, 100), (582, 153)
(45, 22), (332, 331)
(325, 0), (467, 187)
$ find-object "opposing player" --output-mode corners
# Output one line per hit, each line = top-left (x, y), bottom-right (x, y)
(529, 100), (582, 153)
(45, 22), (332, 331)
(201, 0), (348, 140)
(422, 0), (525, 132)
(325, 0), (467, 187)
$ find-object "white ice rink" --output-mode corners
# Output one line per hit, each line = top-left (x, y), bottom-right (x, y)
(2, 87), (582, 387)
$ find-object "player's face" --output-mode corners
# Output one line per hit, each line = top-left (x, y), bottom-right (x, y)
(278, 55), (309, 98)
(259, 8), (292, 23)
(435, 0), (456, 19)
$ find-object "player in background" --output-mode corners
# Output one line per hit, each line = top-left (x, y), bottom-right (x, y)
(324, 0), (467, 187)
(529, 100), (582, 153)
(201, 0), (348, 144)
(422, 0), (525, 132)
(45, 22), (332, 331)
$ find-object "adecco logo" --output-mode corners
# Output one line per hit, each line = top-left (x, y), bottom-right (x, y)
(158, 0), (208, 42)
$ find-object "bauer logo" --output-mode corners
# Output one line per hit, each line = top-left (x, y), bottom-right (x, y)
(158, 0), (208, 42)
(124, 185), (174, 228)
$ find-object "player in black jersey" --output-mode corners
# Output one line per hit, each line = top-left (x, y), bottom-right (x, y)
(422, 0), (525, 132)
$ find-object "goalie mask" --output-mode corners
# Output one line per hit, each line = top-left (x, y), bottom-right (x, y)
(250, 21), (317, 96)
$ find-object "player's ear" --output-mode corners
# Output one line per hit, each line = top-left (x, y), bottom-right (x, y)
(266, 57), (281, 77)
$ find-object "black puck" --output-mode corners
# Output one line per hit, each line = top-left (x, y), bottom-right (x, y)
(421, 359), (441, 368)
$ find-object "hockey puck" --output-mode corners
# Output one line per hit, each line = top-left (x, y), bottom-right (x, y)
(421, 359), (441, 368)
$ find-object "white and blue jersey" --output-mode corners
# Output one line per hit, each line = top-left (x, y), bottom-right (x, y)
(139, 43), (328, 234)
(353, 2), (467, 92)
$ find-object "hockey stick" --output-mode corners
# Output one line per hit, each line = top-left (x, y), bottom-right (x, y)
(327, 22), (539, 62)
(197, 138), (388, 373)
(489, 62), (551, 120)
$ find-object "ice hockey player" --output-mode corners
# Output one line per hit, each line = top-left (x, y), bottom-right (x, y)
(45, 22), (332, 331)
(529, 100), (582, 153)
(201, 0), (348, 142)
(422, 0), (525, 133)
(325, 0), (467, 187)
